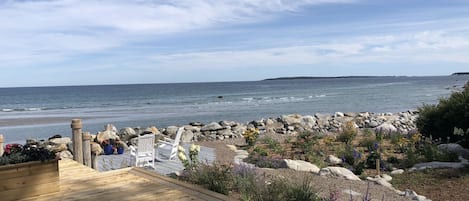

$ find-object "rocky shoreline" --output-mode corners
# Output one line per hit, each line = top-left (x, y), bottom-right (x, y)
(12, 111), (418, 160)
(126, 110), (418, 144)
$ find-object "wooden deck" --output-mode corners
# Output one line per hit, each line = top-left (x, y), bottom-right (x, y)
(18, 159), (232, 201)
(97, 144), (216, 175)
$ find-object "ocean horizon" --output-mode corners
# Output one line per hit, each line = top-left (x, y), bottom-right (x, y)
(1, 75), (468, 143)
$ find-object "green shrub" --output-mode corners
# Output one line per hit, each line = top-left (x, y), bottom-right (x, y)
(416, 81), (469, 147)
(185, 163), (235, 195)
(253, 176), (321, 201)
(337, 121), (357, 145)
(261, 137), (284, 154)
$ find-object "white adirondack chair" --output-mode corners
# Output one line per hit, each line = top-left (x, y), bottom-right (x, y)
(156, 127), (184, 161)
(129, 134), (156, 169)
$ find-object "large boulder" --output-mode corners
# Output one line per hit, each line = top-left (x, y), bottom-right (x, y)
(200, 122), (223, 131)
(118, 127), (137, 142)
(96, 130), (119, 144)
(49, 137), (71, 145)
(164, 126), (179, 137)
(438, 143), (469, 158)
(280, 114), (303, 126)
(181, 130), (194, 143)
(281, 159), (320, 173)
(90, 142), (103, 155)
(375, 123), (397, 133)
(319, 167), (361, 181)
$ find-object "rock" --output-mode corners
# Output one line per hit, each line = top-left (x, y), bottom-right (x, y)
(164, 126), (179, 136)
(118, 127), (137, 141)
(58, 150), (73, 159)
(301, 115), (316, 128)
(219, 120), (238, 127)
(410, 159), (467, 171)
(334, 112), (344, 117)
(52, 143), (68, 152)
(280, 114), (303, 126)
(381, 174), (392, 182)
(367, 176), (393, 188)
(48, 134), (62, 140)
(104, 124), (118, 133)
(96, 130), (119, 144)
(200, 122), (223, 131)
(90, 142), (103, 155)
(49, 137), (71, 145)
(368, 121), (379, 128)
(281, 159), (320, 173)
(326, 155), (342, 165)
(319, 167), (361, 181)
(391, 169), (404, 175)
(181, 130), (194, 142)
(226, 145), (237, 152)
(190, 122), (204, 126)
(438, 143), (469, 158)
(144, 126), (160, 135)
(375, 123), (397, 132)
(217, 128), (232, 136)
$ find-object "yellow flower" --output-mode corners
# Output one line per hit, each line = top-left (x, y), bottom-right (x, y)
(178, 151), (187, 161)
(190, 144), (201, 153)
(178, 145), (185, 153)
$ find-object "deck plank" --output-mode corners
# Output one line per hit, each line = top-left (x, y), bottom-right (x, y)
(16, 159), (232, 201)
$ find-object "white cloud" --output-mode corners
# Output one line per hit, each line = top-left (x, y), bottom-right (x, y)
(149, 30), (469, 70)
(0, 0), (354, 67)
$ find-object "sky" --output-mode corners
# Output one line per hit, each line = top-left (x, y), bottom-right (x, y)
(1, 0), (469, 87)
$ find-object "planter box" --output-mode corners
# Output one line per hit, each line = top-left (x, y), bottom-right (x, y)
(0, 159), (59, 201)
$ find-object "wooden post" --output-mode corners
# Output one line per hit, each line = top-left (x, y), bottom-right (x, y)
(376, 159), (380, 176)
(91, 154), (97, 170)
(0, 134), (4, 156)
(82, 132), (92, 167)
(71, 119), (83, 164)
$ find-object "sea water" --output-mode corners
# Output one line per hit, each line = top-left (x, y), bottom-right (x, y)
(1, 76), (468, 142)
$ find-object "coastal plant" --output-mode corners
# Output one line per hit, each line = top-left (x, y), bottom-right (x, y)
(416, 81), (469, 148)
(243, 128), (260, 146)
(337, 121), (358, 145)
(233, 163), (257, 200)
(185, 162), (235, 195)
(178, 144), (201, 170)
(252, 175), (321, 201)
(340, 146), (365, 175)
(261, 137), (284, 154)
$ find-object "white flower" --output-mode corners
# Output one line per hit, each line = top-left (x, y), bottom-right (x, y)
(178, 145), (185, 153)
(190, 144), (201, 153)
(178, 151), (187, 161)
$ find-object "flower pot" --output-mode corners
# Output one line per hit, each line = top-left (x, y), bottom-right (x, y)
(103, 144), (114, 155)
(117, 147), (124, 154)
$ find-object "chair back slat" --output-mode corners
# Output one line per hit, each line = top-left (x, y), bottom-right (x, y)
(137, 134), (155, 153)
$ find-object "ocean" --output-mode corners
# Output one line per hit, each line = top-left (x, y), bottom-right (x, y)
(1, 76), (468, 143)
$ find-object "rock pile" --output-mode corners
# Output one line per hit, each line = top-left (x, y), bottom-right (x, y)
(115, 111), (418, 144)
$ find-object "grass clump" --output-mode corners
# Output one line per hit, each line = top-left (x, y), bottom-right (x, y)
(337, 121), (358, 145)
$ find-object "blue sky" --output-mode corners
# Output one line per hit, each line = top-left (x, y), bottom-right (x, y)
(1, 0), (469, 87)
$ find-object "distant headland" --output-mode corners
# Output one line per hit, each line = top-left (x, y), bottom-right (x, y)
(452, 72), (469, 76)
(263, 76), (400, 81)
(264, 73), (469, 81)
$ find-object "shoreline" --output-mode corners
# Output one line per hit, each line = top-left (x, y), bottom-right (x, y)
(1, 110), (418, 144)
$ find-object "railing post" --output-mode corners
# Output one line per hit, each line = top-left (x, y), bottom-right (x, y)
(376, 159), (380, 176)
(0, 134), (4, 156)
(71, 119), (83, 164)
(82, 132), (92, 167)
